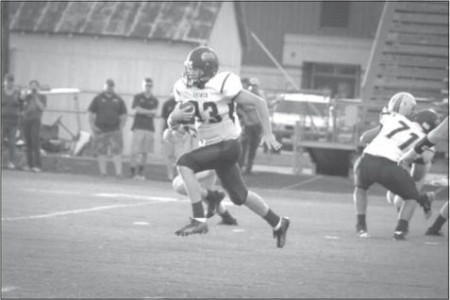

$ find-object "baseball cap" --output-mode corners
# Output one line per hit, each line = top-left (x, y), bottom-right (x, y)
(105, 79), (115, 86)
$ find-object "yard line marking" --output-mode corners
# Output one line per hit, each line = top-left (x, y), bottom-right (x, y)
(325, 236), (340, 240)
(2, 202), (155, 222)
(425, 242), (441, 246)
(2, 286), (18, 293)
(94, 193), (179, 202)
(281, 175), (323, 190)
(134, 221), (149, 226)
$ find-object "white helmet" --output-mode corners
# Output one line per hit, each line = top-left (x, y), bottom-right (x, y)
(387, 92), (416, 117)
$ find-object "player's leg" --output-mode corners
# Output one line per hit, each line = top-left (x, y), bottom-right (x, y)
(110, 130), (124, 177)
(392, 162), (430, 212)
(174, 142), (234, 235)
(426, 201), (449, 236)
(213, 142), (289, 248)
(94, 132), (108, 176)
(172, 170), (237, 225)
(129, 130), (140, 178)
(379, 163), (433, 240)
(137, 131), (153, 179)
(353, 155), (375, 237)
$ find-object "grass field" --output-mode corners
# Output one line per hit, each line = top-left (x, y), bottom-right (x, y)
(1, 170), (448, 298)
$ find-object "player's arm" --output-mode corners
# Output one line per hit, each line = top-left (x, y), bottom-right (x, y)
(88, 112), (100, 133)
(132, 95), (157, 116)
(135, 106), (156, 116)
(359, 125), (381, 144)
(167, 103), (195, 129)
(88, 97), (100, 133)
(234, 89), (281, 150)
(399, 117), (448, 166)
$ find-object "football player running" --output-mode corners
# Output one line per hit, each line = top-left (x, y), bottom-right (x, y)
(168, 46), (290, 247)
(354, 92), (435, 240)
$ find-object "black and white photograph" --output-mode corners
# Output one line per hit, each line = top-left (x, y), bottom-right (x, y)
(1, 1), (448, 298)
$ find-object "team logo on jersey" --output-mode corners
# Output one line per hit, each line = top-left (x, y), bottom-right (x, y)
(194, 92), (208, 98)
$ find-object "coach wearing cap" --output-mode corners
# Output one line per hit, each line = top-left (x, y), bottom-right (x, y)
(129, 78), (159, 179)
(88, 79), (127, 178)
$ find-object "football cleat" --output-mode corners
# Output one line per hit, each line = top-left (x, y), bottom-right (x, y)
(204, 190), (225, 218)
(393, 230), (407, 240)
(175, 218), (208, 236)
(425, 228), (443, 236)
(356, 229), (370, 238)
(273, 217), (290, 248)
(356, 224), (369, 238)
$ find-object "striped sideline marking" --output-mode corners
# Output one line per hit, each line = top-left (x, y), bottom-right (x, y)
(281, 175), (323, 190)
(2, 196), (178, 222)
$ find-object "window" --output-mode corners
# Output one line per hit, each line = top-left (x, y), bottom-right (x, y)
(320, 1), (350, 28)
(302, 62), (361, 98)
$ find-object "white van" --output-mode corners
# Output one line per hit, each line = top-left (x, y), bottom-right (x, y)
(271, 93), (333, 148)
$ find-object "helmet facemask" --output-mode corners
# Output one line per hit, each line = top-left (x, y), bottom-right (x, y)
(183, 61), (206, 88)
(182, 47), (219, 88)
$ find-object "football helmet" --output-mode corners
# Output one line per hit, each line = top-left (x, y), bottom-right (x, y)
(413, 109), (441, 133)
(387, 92), (416, 117)
(183, 46), (219, 88)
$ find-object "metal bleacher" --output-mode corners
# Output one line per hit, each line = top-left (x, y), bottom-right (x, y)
(362, 1), (449, 122)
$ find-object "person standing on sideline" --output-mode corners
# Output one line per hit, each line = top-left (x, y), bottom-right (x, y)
(88, 79), (127, 178)
(1, 74), (22, 169)
(129, 78), (159, 179)
(22, 80), (46, 172)
(237, 77), (264, 175)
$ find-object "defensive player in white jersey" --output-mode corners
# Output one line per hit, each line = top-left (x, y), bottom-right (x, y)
(168, 46), (290, 247)
(354, 92), (435, 240)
